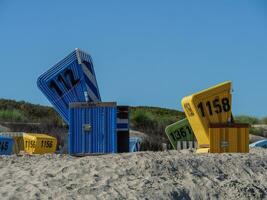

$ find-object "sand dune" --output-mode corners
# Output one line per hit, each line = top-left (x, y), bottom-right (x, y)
(0, 149), (266, 199)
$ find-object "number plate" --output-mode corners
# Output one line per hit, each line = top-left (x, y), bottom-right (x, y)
(23, 133), (57, 154)
(37, 49), (101, 123)
(181, 81), (232, 146)
(40, 140), (54, 148)
(165, 118), (196, 149)
(0, 137), (13, 155)
(83, 124), (92, 132)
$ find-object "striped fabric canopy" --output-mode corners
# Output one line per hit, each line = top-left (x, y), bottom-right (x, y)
(37, 48), (101, 123)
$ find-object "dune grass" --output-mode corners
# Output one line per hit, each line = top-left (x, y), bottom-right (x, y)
(0, 109), (26, 122)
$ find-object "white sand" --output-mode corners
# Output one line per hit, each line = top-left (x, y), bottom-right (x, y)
(0, 149), (266, 200)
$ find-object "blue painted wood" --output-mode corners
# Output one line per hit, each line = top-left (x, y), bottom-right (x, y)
(69, 102), (117, 154)
(0, 136), (14, 155)
(129, 137), (142, 152)
(37, 49), (101, 124)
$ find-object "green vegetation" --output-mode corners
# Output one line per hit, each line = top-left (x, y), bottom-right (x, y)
(261, 117), (267, 124)
(234, 115), (260, 125)
(0, 99), (63, 126)
(130, 106), (184, 130)
(234, 115), (267, 138)
(130, 106), (185, 150)
(0, 109), (26, 122)
(234, 115), (267, 125)
(249, 127), (265, 136)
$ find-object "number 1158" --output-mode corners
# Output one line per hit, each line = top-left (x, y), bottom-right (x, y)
(197, 97), (231, 117)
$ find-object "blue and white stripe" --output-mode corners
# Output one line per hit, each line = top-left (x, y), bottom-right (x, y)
(116, 106), (129, 131)
(117, 118), (129, 131)
(76, 48), (101, 102)
(37, 48), (101, 124)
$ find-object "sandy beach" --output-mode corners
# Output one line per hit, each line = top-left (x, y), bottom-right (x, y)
(0, 149), (266, 200)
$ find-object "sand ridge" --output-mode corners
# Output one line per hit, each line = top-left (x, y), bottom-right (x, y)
(0, 149), (266, 199)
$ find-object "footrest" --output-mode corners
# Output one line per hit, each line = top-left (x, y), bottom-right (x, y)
(208, 123), (249, 153)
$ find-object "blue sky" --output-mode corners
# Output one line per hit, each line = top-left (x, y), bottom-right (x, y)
(0, 1), (267, 117)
